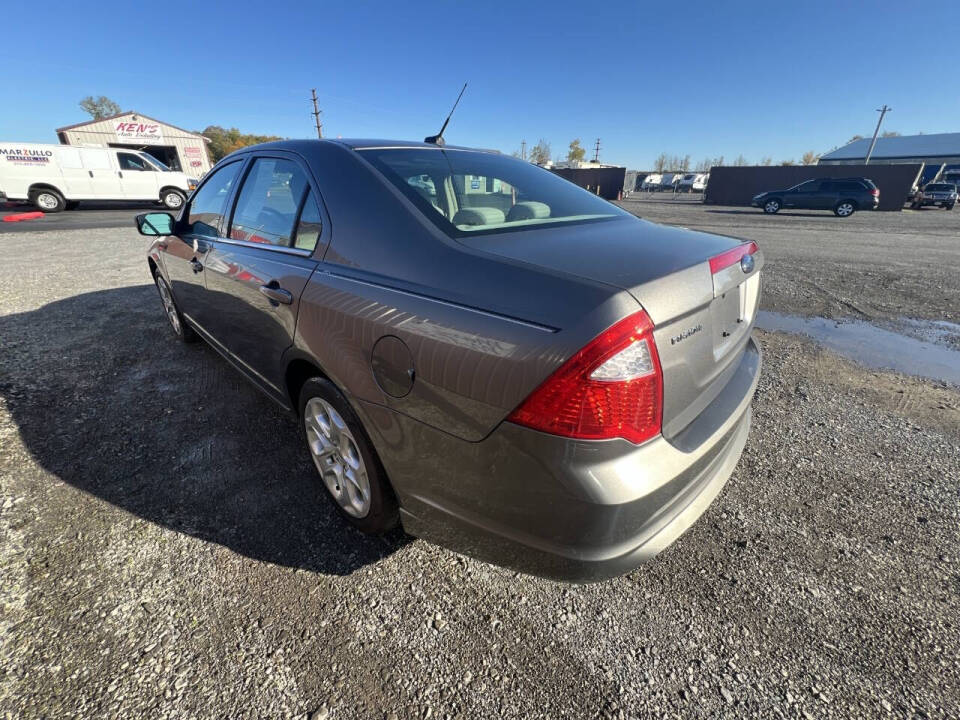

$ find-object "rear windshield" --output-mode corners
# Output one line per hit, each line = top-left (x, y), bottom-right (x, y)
(359, 147), (629, 238)
(926, 184), (954, 191)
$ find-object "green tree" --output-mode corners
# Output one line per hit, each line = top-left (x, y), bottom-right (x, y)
(200, 126), (284, 162)
(79, 96), (121, 120)
(528, 139), (551, 165)
(566, 139), (586, 164)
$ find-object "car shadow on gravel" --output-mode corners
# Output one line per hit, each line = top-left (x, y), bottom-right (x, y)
(704, 209), (840, 218)
(0, 285), (409, 575)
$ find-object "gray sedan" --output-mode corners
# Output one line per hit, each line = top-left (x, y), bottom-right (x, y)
(136, 139), (763, 581)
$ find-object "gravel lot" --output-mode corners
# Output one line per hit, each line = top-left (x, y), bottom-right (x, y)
(1, 205), (958, 719)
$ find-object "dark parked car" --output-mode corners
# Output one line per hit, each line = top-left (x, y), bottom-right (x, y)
(136, 139), (763, 582)
(752, 177), (879, 217)
(911, 182), (957, 210)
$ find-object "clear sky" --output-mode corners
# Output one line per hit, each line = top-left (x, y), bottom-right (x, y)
(2, 0), (958, 169)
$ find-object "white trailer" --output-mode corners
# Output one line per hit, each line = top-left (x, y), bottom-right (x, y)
(0, 143), (197, 212)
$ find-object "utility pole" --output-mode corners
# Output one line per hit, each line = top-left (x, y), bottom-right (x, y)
(310, 89), (323, 139)
(593, 138), (601, 163)
(521, 140), (526, 160)
(864, 104), (891, 165)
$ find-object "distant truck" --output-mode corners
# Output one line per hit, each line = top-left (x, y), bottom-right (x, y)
(641, 173), (662, 191)
(0, 143), (197, 212)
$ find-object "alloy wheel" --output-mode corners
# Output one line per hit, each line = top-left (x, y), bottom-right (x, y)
(155, 276), (182, 335)
(837, 202), (854, 216)
(36, 193), (59, 210)
(304, 397), (371, 518)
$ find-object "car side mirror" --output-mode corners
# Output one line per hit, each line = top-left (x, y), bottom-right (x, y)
(136, 212), (175, 236)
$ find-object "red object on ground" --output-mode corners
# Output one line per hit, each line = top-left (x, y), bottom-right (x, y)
(2, 211), (45, 223)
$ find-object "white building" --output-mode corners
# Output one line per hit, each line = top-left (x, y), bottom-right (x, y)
(56, 111), (213, 176)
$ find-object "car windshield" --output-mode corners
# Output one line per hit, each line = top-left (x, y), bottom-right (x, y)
(139, 153), (170, 171)
(359, 147), (629, 238)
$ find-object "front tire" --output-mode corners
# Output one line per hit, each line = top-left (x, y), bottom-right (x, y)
(299, 377), (399, 534)
(763, 198), (781, 214)
(945, 203), (954, 211)
(154, 273), (197, 343)
(30, 188), (65, 213)
(161, 189), (186, 211)
(834, 201), (856, 217)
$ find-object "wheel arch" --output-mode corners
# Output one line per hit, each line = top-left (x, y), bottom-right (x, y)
(28, 182), (67, 199)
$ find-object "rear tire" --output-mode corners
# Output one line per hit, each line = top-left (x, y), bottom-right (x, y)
(945, 203), (954, 211)
(30, 188), (65, 213)
(763, 199), (781, 214)
(834, 201), (856, 217)
(299, 376), (399, 534)
(161, 189), (186, 211)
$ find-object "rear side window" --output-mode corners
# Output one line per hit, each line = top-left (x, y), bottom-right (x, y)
(187, 161), (242, 237)
(294, 193), (323, 251)
(230, 157), (310, 247)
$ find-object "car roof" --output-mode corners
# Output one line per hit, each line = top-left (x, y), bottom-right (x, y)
(231, 138), (495, 154)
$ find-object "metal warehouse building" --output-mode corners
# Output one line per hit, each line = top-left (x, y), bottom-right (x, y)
(56, 111), (213, 176)
(819, 132), (960, 165)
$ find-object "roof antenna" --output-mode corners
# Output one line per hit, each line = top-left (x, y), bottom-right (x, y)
(425, 83), (467, 146)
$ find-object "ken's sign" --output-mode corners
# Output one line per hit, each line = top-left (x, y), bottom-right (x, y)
(114, 120), (164, 144)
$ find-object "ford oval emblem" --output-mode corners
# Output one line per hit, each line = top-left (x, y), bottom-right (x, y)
(740, 253), (755, 274)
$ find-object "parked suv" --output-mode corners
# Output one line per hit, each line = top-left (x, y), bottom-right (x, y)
(912, 183), (957, 210)
(752, 178), (879, 217)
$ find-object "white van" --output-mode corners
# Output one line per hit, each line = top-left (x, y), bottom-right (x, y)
(0, 143), (197, 213)
(678, 173), (708, 193)
(659, 172), (683, 191)
(641, 173), (662, 191)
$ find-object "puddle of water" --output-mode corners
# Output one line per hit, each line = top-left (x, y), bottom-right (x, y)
(755, 311), (960, 385)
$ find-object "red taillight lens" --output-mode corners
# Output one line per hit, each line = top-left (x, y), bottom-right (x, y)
(507, 310), (663, 444)
(709, 241), (758, 274)
(870, 188), (880, 197)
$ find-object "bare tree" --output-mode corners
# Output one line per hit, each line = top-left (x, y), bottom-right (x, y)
(846, 134), (864, 144)
(801, 151), (820, 165)
(880, 130), (901, 138)
(780, 159), (795, 166)
(759, 156), (773, 166)
(653, 153), (668, 173)
(680, 155), (691, 172)
(79, 95), (121, 120)
(733, 154), (748, 166)
(528, 139), (551, 165)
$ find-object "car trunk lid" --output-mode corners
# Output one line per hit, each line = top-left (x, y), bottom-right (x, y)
(459, 216), (763, 440)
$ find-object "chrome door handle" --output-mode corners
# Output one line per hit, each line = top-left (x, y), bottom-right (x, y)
(260, 283), (293, 305)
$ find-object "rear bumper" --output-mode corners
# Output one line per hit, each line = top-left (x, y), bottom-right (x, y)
(360, 335), (762, 583)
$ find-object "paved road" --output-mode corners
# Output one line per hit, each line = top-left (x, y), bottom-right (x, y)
(0, 203), (158, 234)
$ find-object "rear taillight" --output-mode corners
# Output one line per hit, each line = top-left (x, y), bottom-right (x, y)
(869, 188), (880, 197)
(709, 241), (758, 274)
(507, 310), (663, 444)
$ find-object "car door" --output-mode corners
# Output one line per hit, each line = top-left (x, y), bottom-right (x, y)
(79, 148), (123, 199)
(785, 179), (821, 209)
(116, 151), (161, 200)
(160, 160), (244, 327)
(198, 153), (325, 398)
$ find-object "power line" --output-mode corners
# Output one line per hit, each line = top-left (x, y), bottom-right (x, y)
(310, 89), (323, 139)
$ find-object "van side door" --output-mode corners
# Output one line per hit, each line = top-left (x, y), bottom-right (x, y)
(79, 148), (123, 199)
